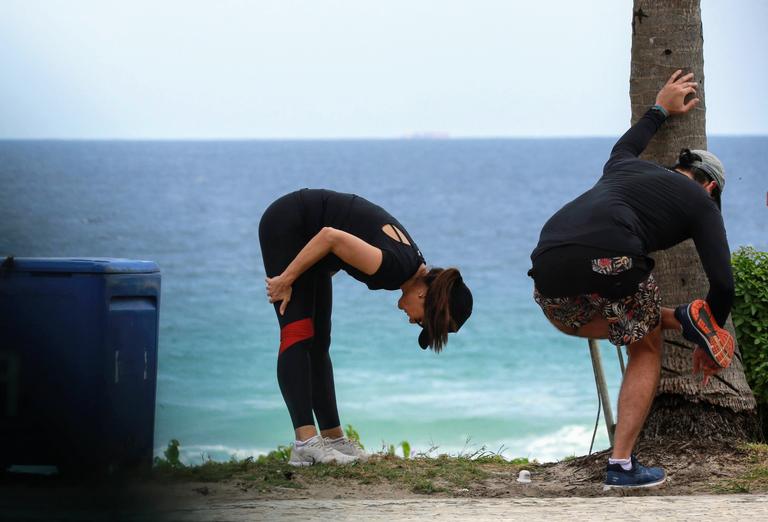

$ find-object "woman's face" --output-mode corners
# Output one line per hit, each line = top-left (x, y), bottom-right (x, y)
(397, 283), (427, 325)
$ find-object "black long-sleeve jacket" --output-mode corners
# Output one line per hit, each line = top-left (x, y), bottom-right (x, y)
(531, 107), (734, 324)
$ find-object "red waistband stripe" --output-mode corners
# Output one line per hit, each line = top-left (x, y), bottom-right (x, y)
(279, 318), (314, 354)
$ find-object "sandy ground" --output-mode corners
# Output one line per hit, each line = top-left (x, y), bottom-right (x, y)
(171, 495), (768, 521)
(3, 487), (768, 521)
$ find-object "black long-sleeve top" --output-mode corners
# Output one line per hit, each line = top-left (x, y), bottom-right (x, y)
(531, 107), (734, 324)
(297, 189), (425, 291)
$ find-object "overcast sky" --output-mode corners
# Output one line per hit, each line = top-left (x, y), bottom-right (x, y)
(1, 0), (765, 139)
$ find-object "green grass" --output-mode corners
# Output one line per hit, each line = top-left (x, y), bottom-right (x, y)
(715, 443), (768, 494)
(152, 439), (536, 495)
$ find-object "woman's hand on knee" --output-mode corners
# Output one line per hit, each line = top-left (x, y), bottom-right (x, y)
(266, 273), (293, 315)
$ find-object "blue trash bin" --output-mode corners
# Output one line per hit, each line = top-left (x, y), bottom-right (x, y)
(0, 257), (161, 474)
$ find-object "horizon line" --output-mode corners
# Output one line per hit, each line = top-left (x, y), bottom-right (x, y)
(1, 133), (766, 142)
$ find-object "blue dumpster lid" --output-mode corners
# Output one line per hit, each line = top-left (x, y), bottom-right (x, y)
(3, 257), (160, 274)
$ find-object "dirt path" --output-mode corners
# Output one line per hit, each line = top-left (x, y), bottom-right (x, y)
(5, 490), (766, 521)
(141, 495), (768, 521)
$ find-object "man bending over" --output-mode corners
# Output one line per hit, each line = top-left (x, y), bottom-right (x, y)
(528, 70), (735, 489)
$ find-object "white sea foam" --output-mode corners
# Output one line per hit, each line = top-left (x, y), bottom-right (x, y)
(379, 424), (610, 462)
(519, 424), (610, 462)
(240, 397), (285, 409)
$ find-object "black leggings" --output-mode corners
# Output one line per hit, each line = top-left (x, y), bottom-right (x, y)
(258, 192), (340, 431)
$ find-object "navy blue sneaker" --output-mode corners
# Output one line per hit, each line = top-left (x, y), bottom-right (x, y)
(604, 455), (666, 490)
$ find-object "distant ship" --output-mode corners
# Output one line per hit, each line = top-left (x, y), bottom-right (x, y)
(400, 131), (451, 139)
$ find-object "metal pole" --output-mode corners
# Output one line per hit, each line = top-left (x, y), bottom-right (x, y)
(588, 338), (615, 446)
(617, 346), (626, 376)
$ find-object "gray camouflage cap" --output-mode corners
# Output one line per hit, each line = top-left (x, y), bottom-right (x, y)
(690, 149), (725, 192)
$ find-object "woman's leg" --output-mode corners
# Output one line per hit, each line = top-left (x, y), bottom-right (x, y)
(259, 193), (320, 441)
(308, 272), (343, 439)
(274, 275), (320, 441)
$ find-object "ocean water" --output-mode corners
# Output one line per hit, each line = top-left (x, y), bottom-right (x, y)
(1, 137), (766, 463)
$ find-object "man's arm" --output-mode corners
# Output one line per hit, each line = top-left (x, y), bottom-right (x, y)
(605, 106), (669, 164)
(604, 70), (700, 169)
(691, 204), (735, 326)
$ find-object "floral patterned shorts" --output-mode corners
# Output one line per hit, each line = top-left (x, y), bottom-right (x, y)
(533, 273), (661, 347)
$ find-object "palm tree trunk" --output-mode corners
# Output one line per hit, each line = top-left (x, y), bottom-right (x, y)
(629, 0), (757, 440)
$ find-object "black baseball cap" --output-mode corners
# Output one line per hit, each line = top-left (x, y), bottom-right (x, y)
(418, 277), (473, 349)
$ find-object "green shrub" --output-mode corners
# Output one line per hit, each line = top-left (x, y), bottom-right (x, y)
(732, 246), (768, 405)
(154, 439), (185, 470)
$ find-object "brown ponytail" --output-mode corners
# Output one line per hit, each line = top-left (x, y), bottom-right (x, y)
(422, 267), (462, 353)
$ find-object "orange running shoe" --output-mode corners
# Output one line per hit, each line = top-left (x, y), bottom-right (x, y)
(674, 299), (734, 368)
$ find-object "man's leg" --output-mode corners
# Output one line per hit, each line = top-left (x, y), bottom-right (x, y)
(547, 309), (677, 339)
(535, 290), (608, 339)
(534, 275), (666, 487)
(548, 314), (664, 459)
(661, 307), (681, 331)
(611, 324), (663, 459)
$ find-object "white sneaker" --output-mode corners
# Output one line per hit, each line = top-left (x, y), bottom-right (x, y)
(288, 436), (358, 467)
(324, 437), (370, 462)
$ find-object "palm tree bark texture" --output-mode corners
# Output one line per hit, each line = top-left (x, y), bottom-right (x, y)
(629, 0), (757, 440)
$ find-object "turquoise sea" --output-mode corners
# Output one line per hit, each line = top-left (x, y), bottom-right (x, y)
(1, 137), (766, 463)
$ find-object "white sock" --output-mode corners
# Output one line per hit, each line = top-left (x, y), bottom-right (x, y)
(295, 435), (320, 447)
(608, 457), (633, 471)
(326, 436), (344, 443)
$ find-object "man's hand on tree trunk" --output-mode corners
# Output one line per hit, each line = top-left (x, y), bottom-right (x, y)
(655, 69), (700, 116)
